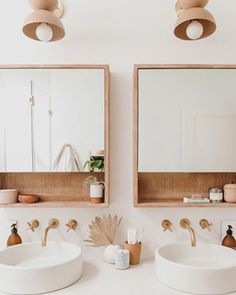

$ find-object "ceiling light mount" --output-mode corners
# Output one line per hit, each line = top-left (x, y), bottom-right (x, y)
(174, 0), (216, 41)
(22, 0), (65, 42)
(179, 0), (209, 10)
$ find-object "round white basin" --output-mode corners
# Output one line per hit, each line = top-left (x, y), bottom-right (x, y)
(155, 243), (236, 295)
(0, 242), (83, 294)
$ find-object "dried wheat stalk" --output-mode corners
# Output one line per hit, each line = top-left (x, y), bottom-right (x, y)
(85, 214), (122, 247)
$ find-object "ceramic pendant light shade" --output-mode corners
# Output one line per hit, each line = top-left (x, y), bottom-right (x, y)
(23, 10), (65, 41)
(22, 0), (65, 42)
(174, 0), (216, 40)
(179, 0), (209, 9)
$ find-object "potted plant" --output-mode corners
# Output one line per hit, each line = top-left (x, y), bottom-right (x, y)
(84, 176), (105, 204)
(83, 156), (104, 172)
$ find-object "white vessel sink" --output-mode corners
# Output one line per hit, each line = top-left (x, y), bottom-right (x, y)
(155, 243), (236, 295)
(0, 241), (83, 294)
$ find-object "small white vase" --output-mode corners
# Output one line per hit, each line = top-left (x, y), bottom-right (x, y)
(104, 244), (121, 264)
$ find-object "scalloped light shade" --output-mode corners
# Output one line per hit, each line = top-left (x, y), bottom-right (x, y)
(174, 7), (216, 40)
(29, 0), (58, 11)
(22, 9), (65, 41)
(179, 0), (209, 9)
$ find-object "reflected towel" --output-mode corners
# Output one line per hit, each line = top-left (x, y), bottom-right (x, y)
(53, 144), (81, 172)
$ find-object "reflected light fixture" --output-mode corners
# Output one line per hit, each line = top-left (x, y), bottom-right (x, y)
(174, 0), (216, 40)
(22, 0), (65, 42)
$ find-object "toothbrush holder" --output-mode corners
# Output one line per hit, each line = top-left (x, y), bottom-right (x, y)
(124, 241), (142, 265)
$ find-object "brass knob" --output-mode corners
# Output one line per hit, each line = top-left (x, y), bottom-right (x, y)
(199, 219), (213, 231)
(66, 219), (78, 232)
(26, 220), (39, 232)
(161, 219), (173, 232)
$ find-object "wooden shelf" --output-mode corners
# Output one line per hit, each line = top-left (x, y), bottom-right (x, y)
(135, 200), (236, 208)
(0, 172), (109, 207)
(0, 201), (108, 208)
(134, 173), (236, 208)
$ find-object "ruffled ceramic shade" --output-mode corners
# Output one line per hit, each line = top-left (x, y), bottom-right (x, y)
(174, 5), (216, 40)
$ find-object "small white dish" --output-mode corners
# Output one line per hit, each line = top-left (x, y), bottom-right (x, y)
(0, 189), (18, 204)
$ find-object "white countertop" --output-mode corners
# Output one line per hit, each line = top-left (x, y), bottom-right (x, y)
(16, 257), (234, 295)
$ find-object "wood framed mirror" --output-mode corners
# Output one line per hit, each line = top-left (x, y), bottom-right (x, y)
(134, 64), (236, 207)
(0, 64), (110, 207)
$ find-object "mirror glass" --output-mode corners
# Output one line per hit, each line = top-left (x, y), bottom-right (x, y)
(0, 68), (105, 172)
(139, 69), (236, 172)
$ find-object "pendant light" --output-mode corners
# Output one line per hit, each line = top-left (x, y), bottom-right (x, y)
(22, 0), (65, 42)
(174, 0), (216, 40)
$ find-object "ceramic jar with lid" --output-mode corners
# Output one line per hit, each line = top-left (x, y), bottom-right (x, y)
(224, 184), (236, 203)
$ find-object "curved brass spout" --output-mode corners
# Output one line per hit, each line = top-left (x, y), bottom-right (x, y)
(180, 219), (196, 247)
(42, 218), (59, 247)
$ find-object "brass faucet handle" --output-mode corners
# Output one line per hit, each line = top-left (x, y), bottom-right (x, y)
(66, 219), (78, 232)
(161, 219), (173, 232)
(199, 219), (213, 231)
(26, 220), (39, 232)
(180, 218), (191, 229)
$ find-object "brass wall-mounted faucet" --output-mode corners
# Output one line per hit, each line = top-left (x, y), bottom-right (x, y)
(42, 218), (59, 247)
(66, 219), (78, 232)
(26, 220), (39, 232)
(199, 219), (213, 231)
(180, 218), (196, 247)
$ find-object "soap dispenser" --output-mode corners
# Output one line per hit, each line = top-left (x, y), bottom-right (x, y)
(7, 224), (22, 247)
(222, 225), (236, 249)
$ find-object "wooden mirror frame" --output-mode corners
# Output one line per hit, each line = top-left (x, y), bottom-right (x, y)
(134, 64), (236, 208)
(0, 64), (110, 208)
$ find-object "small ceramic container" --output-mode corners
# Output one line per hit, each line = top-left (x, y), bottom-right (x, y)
(115, 249), (130, 270)
(224, 184), (236, 203)
(18, 194), (39, 204)
(0, 189), (18, 204)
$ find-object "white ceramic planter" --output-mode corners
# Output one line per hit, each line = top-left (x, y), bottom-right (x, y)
(90, 184), (104, 203)
(90, 184), (103, 197)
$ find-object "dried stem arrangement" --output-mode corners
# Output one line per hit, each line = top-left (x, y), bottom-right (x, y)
(85, 214), (122, 247)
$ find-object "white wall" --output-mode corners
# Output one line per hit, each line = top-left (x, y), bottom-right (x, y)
(0, 0), (236, 257)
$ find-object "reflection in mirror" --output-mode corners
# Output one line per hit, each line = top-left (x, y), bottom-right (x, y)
(0, 69), (105, 172)
(139, 69), (236, 172)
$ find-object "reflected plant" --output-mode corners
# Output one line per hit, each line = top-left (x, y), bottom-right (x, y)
(83, 156), (104, 172)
